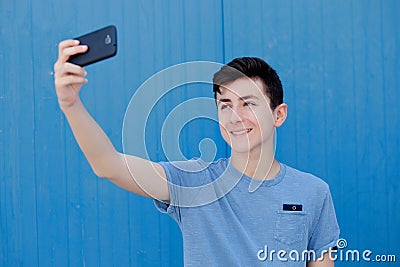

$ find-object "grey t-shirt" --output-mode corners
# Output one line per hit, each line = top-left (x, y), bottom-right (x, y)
(155, 158), (340, 266)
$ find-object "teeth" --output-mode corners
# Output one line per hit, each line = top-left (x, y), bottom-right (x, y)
(231, 129), (252, 135)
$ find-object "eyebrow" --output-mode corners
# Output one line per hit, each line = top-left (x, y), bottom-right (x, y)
(217, 95), (260, 103)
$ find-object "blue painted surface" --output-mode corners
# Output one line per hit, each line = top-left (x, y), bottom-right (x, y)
(0, 0), (399, 266)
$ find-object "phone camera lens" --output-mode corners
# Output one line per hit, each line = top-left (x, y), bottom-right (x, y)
(105, 35), (112, 45)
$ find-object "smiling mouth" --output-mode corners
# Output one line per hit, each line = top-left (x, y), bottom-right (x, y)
(230, 128), (253, 136)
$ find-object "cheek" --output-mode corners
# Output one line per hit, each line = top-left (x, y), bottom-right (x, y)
(218, 111), (230, 127)
(217, 114), (227, 131)
(219, 122), (228, 137)
(250, 111), (274, 131)
(246, 109), (263, 126)
(219, 124), (231, 144)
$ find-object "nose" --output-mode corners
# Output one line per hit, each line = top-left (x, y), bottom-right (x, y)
(229, 107), (243, 124)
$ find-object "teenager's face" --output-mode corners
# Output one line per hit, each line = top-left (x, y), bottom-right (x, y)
(216, 77), (276, 155)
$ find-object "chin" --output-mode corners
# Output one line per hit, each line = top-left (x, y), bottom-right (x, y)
(229, 143), (257, 154)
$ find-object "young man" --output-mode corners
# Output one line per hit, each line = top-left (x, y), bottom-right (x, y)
(54, 40), (339, 266)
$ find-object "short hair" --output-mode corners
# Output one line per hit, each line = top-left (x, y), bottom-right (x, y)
(212, 57), (283, 110)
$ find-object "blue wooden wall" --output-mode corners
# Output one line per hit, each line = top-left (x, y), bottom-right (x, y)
(1, 0), (399, 266)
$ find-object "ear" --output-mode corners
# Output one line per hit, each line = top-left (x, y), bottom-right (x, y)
(273, 103), (288, 127)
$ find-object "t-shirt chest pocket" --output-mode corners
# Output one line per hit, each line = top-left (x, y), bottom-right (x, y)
(274, 210), (307, 245)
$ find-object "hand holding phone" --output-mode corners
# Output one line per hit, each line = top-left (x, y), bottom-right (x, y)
(68, 25), (117, 67)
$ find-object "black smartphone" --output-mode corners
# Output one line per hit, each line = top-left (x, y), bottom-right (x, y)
(68, 25), (117, 67)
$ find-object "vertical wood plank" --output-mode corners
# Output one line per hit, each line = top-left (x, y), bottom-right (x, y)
(381, 0), (400, 259)
(32, 0), (72, 264)
(0, 0), (39, 265)
(290, 0), (327, 177)
(352, 0), (388, 255)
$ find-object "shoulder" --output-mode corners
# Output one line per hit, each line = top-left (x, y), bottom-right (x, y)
(160, 157), (229, 173)
(159, 157), (229, 186)
(282, 163), (330, 194)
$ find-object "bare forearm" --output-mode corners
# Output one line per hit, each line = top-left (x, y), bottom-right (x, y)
(61, 97), (119, 177)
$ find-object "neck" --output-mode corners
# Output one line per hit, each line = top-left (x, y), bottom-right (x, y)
(230, 137), (279, 180)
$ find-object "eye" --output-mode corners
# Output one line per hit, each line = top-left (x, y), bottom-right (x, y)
(244, 101), (256, 107)
(220, 104), (229, 110)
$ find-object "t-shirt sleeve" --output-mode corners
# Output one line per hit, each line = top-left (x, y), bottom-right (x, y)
(153, 161), (182, 224)
(307, 187), (340, 258)
(154, 158), (225, 225)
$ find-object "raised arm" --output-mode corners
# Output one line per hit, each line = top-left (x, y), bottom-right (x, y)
(54, 39), (169, 201)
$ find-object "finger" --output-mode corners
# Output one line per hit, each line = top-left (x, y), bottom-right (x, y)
(61, 45), (88, 62)
(63, 63), (87, 76)
(55, 75), (88, 88)
(58, 39), (79, 56)
(54, 63), (86, 79)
